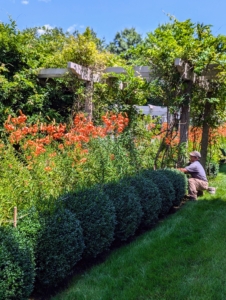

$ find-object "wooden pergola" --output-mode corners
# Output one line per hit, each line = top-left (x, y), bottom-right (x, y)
(38, 60), (220, 123)
(38, 60), (220, 166)
(174, 58), (222, 166)
(38, 62), (152, 120)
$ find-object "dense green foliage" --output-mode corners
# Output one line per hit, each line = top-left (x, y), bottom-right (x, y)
(61, 186), (116, 258)
(142, 169), (175, 216)
(0, 20), (148, 126)
(130, 18), (226, 167)
(128, 174), (162, 228)
(1, 16), (226, 299)
(107, 27), (143, 60)
(206, 161), (220, 178)
(16, 208), (41, 248)
(0, 226), (35, 300)
(51, 165), (226, 300)
(156, 169), (188, 206)
(104, 179), (143, 241)
(35, 209), (84, 288)
(0, 166), (189, 298)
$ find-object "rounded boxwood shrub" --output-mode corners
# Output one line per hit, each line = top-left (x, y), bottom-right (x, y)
(35, 208), (84, 288)
(0, 226), (35, 300)
(104, 178), (143, 241)
(129, 174), (162, 228)
(17, 207), (41, 248)
(158, 169), (188, 206)
(141, 169), (175, 217)
(62, 185), (116, 259)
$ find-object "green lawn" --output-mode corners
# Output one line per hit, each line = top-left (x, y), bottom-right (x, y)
(52, 165), (226, 300)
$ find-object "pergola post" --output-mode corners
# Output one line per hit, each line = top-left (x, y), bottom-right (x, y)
(174, 58), (221, 168)
(85, 80), (94, 121)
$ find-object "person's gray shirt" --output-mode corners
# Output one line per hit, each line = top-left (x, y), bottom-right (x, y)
(185, 161), (208, 182)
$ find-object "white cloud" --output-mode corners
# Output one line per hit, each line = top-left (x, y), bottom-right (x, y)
(21, 0), (29, 4)
(67, 24), (78, 34)
(37, 24), (54, 35)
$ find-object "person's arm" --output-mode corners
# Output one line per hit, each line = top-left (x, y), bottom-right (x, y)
(177, 168), (188, 173)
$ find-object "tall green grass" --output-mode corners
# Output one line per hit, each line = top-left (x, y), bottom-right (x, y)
(51, 165), (226, 300)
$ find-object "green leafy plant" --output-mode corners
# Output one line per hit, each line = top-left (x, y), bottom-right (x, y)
(156, 169), (188, 206)
(206, 161), (220, 178)
(35, 209), (84, 288)
(61, 185), (116, 258)
(104, 179), (143, 241)
(0, 226), (35, 300)
(129, 174), (162, 228)
(141, 169), (175, 216)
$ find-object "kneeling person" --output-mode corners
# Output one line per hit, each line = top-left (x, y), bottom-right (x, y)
(178, 151), (208, 201)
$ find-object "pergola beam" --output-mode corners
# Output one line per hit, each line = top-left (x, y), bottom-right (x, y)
(38, 63), (152, 82)
(174, 58), (220, 82)
(38, 68), (67, 78)
(67, 62), (101, 82)
(38, 61), (220, 83)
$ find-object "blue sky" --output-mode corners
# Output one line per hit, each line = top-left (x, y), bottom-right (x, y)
(1, 0), (226, 43)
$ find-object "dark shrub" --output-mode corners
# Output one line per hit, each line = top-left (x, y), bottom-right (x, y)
(129, 174), (162, 228)
(104, 179), (143, 241)
(0, 226), (35, 300)
(206, 161), (219, 178)
(157, 169), (188, 206)
(62, 185), (116, 259)
(35, 209), (84, 288)
(141, 169), (175, 216)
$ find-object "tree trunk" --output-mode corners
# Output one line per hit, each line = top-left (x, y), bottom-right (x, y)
(200, 98), (212, 169)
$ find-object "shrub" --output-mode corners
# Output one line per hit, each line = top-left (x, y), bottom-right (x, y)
(35, 209), (84, 288)
(104, 179), (143, 241)
(62, 185), (116, 259)
(0, 226), (35, 300)
(206, 161), (220, 178)
(141, 169), (175, 216)
(129, 174), (162, 228)
(16, 207), (41, 248)
(157, 169), (188, 206)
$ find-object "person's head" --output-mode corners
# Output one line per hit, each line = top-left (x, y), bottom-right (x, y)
(189, 151), (201, 162)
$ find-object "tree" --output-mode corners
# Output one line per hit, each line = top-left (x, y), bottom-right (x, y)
(130, 18), (226, 168)
(107, 28), (142, 60)
(72, 27), (106, 51)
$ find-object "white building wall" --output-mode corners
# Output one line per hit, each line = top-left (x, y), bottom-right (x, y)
(135, 105), (168, 123)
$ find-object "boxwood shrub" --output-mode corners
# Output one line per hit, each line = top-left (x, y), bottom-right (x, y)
(129, 174), (162, 228)
(104, 179), (143, 241)
(35, 208), (84, 288)
(141, 169), (175, 217)
(0, 226), (35, 300)
(62, 185), (116, 259)
(158, 169), (188, 206)
(206, 161), (220, 178)
(17, 207), (41, 248)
